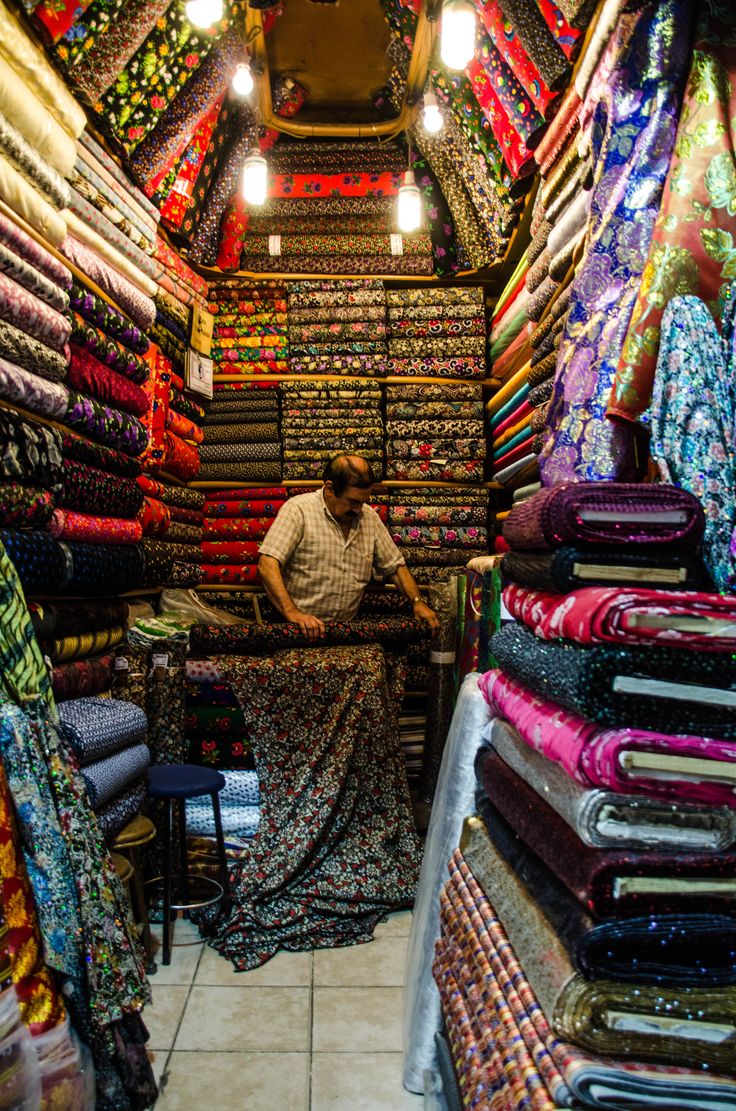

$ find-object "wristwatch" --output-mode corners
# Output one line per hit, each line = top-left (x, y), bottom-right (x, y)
(409, 595), (422, 606)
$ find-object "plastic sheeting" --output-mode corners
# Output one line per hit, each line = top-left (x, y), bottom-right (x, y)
(402, 672), (491, 1094)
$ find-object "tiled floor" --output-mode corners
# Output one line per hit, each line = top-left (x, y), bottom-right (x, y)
(146, 911), (422, 1109)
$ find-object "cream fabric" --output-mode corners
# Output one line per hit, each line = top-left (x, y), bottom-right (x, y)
(0, 2), (85, 139)
(260, 488), (405, 621)
(0, 56), (76, 178)
(0, 153), (66, 246)
(63, 209), (158, 297)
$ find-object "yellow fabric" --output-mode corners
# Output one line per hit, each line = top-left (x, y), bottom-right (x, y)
(486, 361), (531, 420)
(0, 2), (85, 139)
(63, 209), (158, 297)
(0, 153), (66, 245)
(0, 56), (76, 178)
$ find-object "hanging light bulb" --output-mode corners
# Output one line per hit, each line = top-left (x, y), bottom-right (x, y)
(422, 88), (443, 133)
(397, 170), (422, 233)
(185, 0), (223, 29)
(440, 0), (476, 70)
(241, 148), (268, 206)
(231, 60), (254, 97)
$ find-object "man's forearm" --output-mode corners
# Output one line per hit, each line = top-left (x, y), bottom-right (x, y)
(258, 554), (299, 619)
(389, 564), (423, 603)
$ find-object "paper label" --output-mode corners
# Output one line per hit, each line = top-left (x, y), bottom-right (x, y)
(190, 303), (214, 357)
(430, 650), (456, 664)
(114, 658), (129, 670)
(268, 234), (282, 256)
(390, 234), (404, 256)
(185, 349), (214, 399)
(153, 653), (169, 669)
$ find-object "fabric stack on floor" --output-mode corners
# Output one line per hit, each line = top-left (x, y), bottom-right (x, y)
(384, 382), (486, 486)
(210, 278), (289, 378)
(200, 484), (286, 586)
(386, 486), (489, 585)
(186, 769), (260, 841)
(434, 480), (736, 1107)
(281, 380), (383, 482)
(185, 656), (257, 770)
(30, 598), (126, 704)
(57, 696), (150, 843)
(386, 287), (487, 382)
(287, 278), (388, 378)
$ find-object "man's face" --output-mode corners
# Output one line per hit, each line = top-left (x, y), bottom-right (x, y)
(324, 482), (373, 523)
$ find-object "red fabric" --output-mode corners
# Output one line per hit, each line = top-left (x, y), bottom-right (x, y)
(169, 505), (203, 524)
(163, 431), (201, 481)
(68, 346), (149, 418)
(270, 172), (401, 199)
(210, 299), (288, 314)
(493, 400), (533, 439)
(504, 583), (736, 653)
(492, 271), (530, 329)
(49, 508), (143, 544)
(34, 0), (93, 41)
(493, 434), (534, 469)
(158, 97), (224, 225)
(492, 325), (533, 379)
(478, 1), (558, 118)
(203, 517), (274, 540)
(154, 237), (208, 298)
(137, 474), (165, 498)
(200, 563), (261, 584)
(214, 359), (289, 373)
(139, 347), (171, 470)
(166, 407), (203, 443)
(137, 496), (171, 536)
(464, 59), (535, 177)
(170, 372), (185, 392)
(201, 540), (261, 561)
(536, 0), (581, 56)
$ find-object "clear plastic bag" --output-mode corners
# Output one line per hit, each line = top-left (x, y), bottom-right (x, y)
(0, 987), (41, 1111)
(34, 1018), (94, 1111)
(158, 589), (251, 626)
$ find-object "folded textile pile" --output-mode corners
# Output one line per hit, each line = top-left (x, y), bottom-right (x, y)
(287, 278), (388, 377)
(185, 656), (256, 769)
(200, 479), (286, 585)
(186, 768), (260, 840)
(137, 476), (205, 586)
(199, 380), (281, 490)
(434, 833), (736, 1110)
(386, 287), (487, 381)
(384, 381), (486, 485)
(281, 379), (383, 481)
(210, 278), (288, 375)
(57, 695), (150, 842)
(386, 483), (489, 583)
(454, 478), (736, 1099)
(29, 597), (127, 702)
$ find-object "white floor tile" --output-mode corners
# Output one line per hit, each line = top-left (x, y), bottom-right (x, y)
(175, 986), (311, 1052)
(156, 1051), (309, 1110)
(312, 987), (403, 1053)
(311, 1052), (423, 1110)
(196, 943), (312, 987)
(313, 934), (408, 987)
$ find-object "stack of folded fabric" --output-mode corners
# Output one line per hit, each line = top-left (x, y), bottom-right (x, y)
(386, 287), (487, 380)
(210, 279), (289, 377)
(57, 695), (150, 843)
(281, 380), (383, 481)
(387, 487), (489, 585)
(136, 476), (206, 587)
(29, 598), (128, 703)
(200, 484), (287, 586)
(287, 279), (388, 377)
(384, 382), (486, 484)
(185, 657), (256, 769)
(487, 254), (540, 490)
(186, 769), (260, 841)
(198, 383), (282, 487)
(435, 481), (736, 1106)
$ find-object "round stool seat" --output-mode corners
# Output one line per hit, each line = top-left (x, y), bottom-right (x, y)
(148, 764), (226, 801)
(112, 815), (156, 850)
(111, 852), (133, 884)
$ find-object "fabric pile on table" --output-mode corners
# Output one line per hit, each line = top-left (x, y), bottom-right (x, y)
(386, 286), (487, 382)
(58, 695), (150, 843)
(287, 278), (388, 377)
(439, 478), (736, 1106)
(384, 381), (486, 485)
(209, 278), (289, 377)
(281, 379), (383, 481)
(200, 482), (286, 585)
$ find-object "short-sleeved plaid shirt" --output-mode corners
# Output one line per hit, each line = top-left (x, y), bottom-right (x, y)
(259, 488), (405, 620)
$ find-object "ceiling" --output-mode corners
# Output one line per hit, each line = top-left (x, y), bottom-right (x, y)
(265, 0), (394, 122)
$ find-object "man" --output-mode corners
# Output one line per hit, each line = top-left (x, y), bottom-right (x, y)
(258, 454), (440, 640)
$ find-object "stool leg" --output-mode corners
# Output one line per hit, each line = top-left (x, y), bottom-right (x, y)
(178, 799), (190, 916)
(162, 798), (173, 966)
(210, 792), (229, 916)
(129, 848), (156, 975)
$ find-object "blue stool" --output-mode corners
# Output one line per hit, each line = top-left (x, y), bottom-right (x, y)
(146, 764), (229, 965)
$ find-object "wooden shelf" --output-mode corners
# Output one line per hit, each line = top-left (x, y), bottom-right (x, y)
(190, 479), (499, 490)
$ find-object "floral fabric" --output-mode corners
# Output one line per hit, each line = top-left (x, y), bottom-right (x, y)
(69, 279), (149, 355)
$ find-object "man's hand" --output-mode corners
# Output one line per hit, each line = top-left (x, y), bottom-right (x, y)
(413, 599), (440, 635)
(286, 609), (326, 641)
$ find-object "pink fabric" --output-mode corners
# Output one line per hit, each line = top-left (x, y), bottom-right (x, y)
(60, 235), (155, 330)
(503, 583), (736, 653)
(493, 401), (533, 439)
(480, 668), (736, 807)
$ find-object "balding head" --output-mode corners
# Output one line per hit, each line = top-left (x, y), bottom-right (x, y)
(322, 454), (376, 496)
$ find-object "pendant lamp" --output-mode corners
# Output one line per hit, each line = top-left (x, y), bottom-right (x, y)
(185, 0), (223, 29)
(232, 59), (254, 97)
(440, 0), (476, 70)
(397, 169), (422, 233)
(422, 87), (443, 133)
(241, 148), (268, 206)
